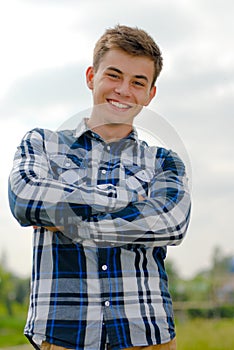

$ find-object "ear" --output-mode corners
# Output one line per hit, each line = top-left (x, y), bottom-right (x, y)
(86, 66), (94, 90)
(145, 86), (156, 106)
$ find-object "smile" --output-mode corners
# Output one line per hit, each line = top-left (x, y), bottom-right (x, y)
(108, 99), (131, 110)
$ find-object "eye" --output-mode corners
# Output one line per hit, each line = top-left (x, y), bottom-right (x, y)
(107, 73), (120, 79)
(133, 80), (145, 87)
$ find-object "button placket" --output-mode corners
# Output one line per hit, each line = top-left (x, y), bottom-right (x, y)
(98, 250), (111, 309)
(97, 143), (111, 183)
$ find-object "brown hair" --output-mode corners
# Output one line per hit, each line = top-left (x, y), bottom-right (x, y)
(93, 24), (163, 87)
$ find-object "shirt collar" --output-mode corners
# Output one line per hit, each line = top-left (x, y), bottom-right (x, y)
(74, 118), (90, 138)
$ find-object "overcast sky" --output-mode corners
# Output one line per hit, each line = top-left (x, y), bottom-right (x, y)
(0, 0), (233, 278)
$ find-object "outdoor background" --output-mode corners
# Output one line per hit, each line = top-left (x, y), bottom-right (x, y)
(0, 0), (233, 349)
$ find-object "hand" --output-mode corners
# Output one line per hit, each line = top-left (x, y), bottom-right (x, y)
(138, 195), (145, 201)
(33, 226), (64, 232)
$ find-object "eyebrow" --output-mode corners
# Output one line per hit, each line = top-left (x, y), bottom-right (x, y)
(106, 66), (149, 83)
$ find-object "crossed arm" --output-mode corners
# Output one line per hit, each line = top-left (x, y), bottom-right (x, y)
(9, 128), (191, 247)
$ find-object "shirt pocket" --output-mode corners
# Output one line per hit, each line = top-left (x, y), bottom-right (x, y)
(48, 154), (86, 185)
(124, 165), (154, 196)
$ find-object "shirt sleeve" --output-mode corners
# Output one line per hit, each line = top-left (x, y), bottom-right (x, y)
(70, 149), (191, 247)
(8, 128), (138, 228)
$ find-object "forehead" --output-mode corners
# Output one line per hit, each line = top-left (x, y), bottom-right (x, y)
(97, 49), (155, 80)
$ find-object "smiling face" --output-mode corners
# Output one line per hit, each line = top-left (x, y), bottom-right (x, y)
(86, 49), (156, 129)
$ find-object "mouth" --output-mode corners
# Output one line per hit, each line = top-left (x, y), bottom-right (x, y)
(107, 99), (132, 110)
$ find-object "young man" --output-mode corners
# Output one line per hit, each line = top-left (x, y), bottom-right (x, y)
(8, 25), (191, 350)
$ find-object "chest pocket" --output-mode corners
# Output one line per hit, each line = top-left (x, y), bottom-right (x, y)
(48, 154), (86, 185)
(124, 165), (154, 196)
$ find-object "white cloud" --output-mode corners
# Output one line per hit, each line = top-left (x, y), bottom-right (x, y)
(0, 1), (91, 99)
(0, 0), (234, 278)
(0, 63), (90, 123)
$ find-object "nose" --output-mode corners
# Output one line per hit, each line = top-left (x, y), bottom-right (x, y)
(114, 79), (131, 97)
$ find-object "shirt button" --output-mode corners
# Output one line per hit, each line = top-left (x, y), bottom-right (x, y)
(101, 169), (107, 174)
(106, 145), (110, 151)
(65, 162), (71, 167)
(105, 301), (110, 307)
(102, 265), (108, 271)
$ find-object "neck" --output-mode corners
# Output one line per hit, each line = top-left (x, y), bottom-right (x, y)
(87, 120), (133, 142)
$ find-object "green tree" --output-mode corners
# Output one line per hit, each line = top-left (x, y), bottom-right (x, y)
(15, 277), (30, 304)
(0, 264), (15, 315)
(165, 259), (188, 301)
(0, 253), (30, 315)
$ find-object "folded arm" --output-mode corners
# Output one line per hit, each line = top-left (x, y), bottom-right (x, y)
(8, 128), (137, 228)
(74, 149), (191, 247)
(9, 128), (191, 248)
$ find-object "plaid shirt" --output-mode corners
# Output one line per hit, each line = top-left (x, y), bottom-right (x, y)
(9, 118), (191, 350)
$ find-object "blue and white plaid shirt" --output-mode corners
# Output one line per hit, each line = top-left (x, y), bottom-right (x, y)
(9, 118), (191, 349)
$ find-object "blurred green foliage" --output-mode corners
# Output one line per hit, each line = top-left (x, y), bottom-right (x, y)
(166, 246), (234, 306)
(176, 318), (234, 350)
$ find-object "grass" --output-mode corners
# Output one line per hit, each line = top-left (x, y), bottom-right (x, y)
(0, 304), (28, 348)
(176, 318), (234, 350)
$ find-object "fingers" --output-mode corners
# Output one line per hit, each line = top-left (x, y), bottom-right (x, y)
(33, 226), (64, 232)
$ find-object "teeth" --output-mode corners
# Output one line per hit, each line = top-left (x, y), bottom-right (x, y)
(109, 100), (129, 109)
